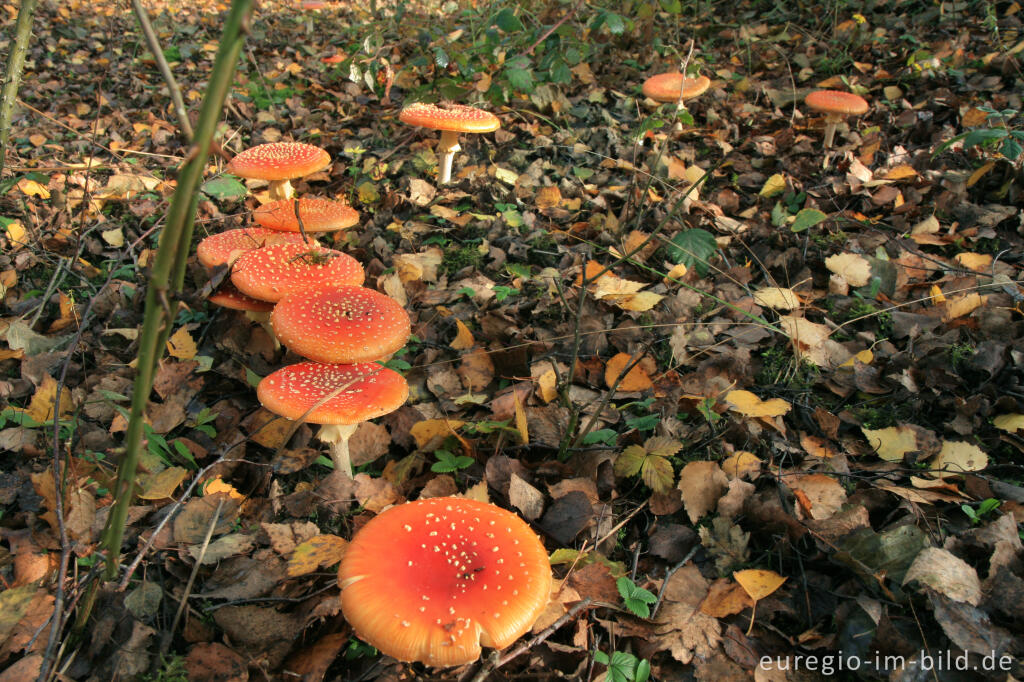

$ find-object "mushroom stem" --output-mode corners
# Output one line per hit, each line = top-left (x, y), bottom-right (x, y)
(268, 178), (295, 201)
(437, 129), (462, 185)
(822, 113), (842, 149)
(319, 423), (360, 477)
(244, 310), (280, 350)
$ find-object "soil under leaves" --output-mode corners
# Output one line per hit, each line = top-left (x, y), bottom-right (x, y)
(1, 0), (1023, 680)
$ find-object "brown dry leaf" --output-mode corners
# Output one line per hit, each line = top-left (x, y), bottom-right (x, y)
(800, 434), (837, 459)
(752, 287), (800, 310)
(393, 248), (443, 282)
(588, 263), (664, 311)
(653, 564), (721, 664)
(931, 440), (988, 478)
(733, 569), (787, 601)
(138, 466), (189, 500)
(457, 347), (495, 392)
(536, 367), (558, 403)
(778, 315), (844, 367)
(354, 473), (401, 512)
(699, 578), (754, 617)
(535, 185), (562, 209)
(953, 252), (992, 272)
(409, 419), (466, 450)
(513, 389), (529, 445)
(64, 488), (96, 542)
(0, 586), (42, 645)
(166, 326), (198, 360)
(187, 534), (255, 565)
(721, 451), (761, 480)
(604, 352), (655, 391)
(678, 461), (728, 524)
(532, 581), (582, 633)
(787, 474), (847, 521)
(509, 473), (544, 521)
(450, 319), (475, 350)
(173, 494), (240, 544)
(903, 547), (981, 605)
(725, 389), (791, 418)
(286, 535), (348, 577)
(245, 409), (295, 450)
(459, 480), (489, 502)
(825, 252), (872, 287)
(184, 643), (248, 682)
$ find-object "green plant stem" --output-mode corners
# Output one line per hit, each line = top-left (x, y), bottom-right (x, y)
(0, 0), (39, 177)
(97, 0), (255, 585)
(130, 0), (194, 141)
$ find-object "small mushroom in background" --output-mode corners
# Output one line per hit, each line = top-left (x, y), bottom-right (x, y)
(257, 361), (408, 477)
(399, 102), (500, 185)
(641, 72), (711, 105)
(226, 141), (331, 200)
(804, 90), (869, 149)
(338, 497), (553, 667)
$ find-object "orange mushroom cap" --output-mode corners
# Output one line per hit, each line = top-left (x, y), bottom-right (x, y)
(257, 361), (408, 425)
(230, 242), (365, 303)
(271, 284), (411, 364)
(226, 142), (331, 181)
(339, 497), (552, 667)
(398, 103), (500, 134)
(641, 73), (711, 103)
(196, 227), (307, 270)
(804, 90), (869, 116)
(253, 197), (359, 233)
(207, 282), (274, 313)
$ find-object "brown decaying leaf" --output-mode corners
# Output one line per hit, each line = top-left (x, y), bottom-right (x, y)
(903, 547), (982, 605)
(604, 352), (656, 391)
(287, 534), (348, 577)
(678, 461), (728, 524)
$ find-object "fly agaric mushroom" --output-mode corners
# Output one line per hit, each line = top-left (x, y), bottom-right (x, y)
(230, 242), (365, 303)
(271, 284), (411, 364)
(226, 142), (331, 200)
(338, 497), (552, 666)
(398, 103), (500, 185)
(197, 227), (307, 270)
(641, 72), (711, 104)
(257, 361), (408, 476)
(804, 90), (869, 148)
(253, 197), (359, 234)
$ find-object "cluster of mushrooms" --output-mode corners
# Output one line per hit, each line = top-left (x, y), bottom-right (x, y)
(193, 80), (869, 668)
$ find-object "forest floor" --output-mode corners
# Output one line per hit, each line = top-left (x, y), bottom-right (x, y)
(1, 0), (1023, 680)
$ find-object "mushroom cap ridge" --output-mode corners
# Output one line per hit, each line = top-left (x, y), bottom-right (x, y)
(805, 90), (869, 116)
(399, 103), (500, 134)
(226, 142), (331, 181)
(257, 361), (408, 425)
(339, 497), (552, 667)
(270, 284), (411, 364)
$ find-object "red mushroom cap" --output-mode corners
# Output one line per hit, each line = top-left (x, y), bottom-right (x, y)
(398, 103), (500, 134)
(338, 497), (552, 667)
(804, 90), (869, 116)
(207, 282), (274, 312)
(230, 242), (365, 303)
(253, 197), (359, 233)
(196, 227), (308, 269)
(226, 142), (331, 181)
(642, 73), (711, 103)
(271, 284), (411, 363)
(257, 361), (408, 425)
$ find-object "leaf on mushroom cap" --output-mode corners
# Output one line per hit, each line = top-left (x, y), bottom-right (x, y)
(257, 361), (408, 425)
(226, 142), (331, 181)
(253, 197), (360, 233)
(338, 497), (552, 667)
(641, 73), (711, 103)
(398, 103), (501, 134)
(196, 227), (307, 269)
(804, 90), (869, 116)
(271, 284), (411, 364)
(230, 242), (365, 303)
(207, 282), (274, 312)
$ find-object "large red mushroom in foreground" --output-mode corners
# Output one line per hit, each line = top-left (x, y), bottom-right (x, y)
(338, 497), (552, 667)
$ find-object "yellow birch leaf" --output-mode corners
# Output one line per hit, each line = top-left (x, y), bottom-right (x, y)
(929, 284), (946, 304)
(410, 419), (466, 450)
(758, 173), (786, 198)
(725, 390), (791, 418)
(993, 414), (1024, 432)
(953, 252), (992, 272)
(9, 374), (73, 424)
(861, 425), (918, 462)
(931, 440), (988, 478)
(825, 253), (872, 287)
(6, 220), (28, 251)
(663, 262), (688, 283)
(604, 353), (654, 391)
(535, 185), (562, 209)
(537, 368), (558, 403)
(17, 178), (50, 199)
(611, 291), (664, 311)
(752, 287), (800, 310)
(287, 534), (348, 577)
(138, 467), (189, 500)
(166, 327), (197, 360)
(721, 451), (761, 479)
(733, 569), (786, 601)
(942, 293), (986, 322)
(839, 349), (873, 368)
(450, 319), (475, 350)
(884, 164), (918, 180)
(204, 478), (245, 500)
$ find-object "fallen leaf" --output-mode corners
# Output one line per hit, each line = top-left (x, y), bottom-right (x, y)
(678, 461), (728, 524)
(450, 319), (475, 350)
(287, 535), (348, 577)
(903, 547), (981, 605)
(752, 287), (800, 310)
(138, 467), (189, 500)
(825, 253), (872, 287)
(725, 390), (791, 418)
(409, 419), (466, 450)
(166, 327), (197, 360)
(931, 440), (988, 478)
(605, 352), (655, 391)
(733, 569), (786, 601)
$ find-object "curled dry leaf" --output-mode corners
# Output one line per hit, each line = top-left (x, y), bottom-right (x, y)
(449, 319), (475, 350)
(725, 389), (791, 418)
(752, 287), (800, 310)
(825, 253), (872, 287)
